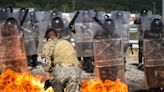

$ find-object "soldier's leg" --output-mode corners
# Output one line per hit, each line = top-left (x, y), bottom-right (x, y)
(138, 41), (144, 69)
(82, 57), (87, 70)
(65, 78), (81, 92)
(84, 57), (94, 73)
(51, 68), (65, 92)
(51, 78), (64, 92)
(124, 57), (126, 71)
(27, 56), (32, 66)
(31, 54), (37, 67)
(138, 41), (143, 64)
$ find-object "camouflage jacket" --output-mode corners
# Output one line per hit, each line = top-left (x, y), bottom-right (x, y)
(43, 38), (80, 72)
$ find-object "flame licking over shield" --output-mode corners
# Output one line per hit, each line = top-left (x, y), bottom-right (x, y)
(0, 69), (53, 92)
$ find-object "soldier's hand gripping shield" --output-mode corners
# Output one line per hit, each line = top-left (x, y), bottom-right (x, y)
(144, 18), (164, 88)
(74, 10), (97, 57)
(94, 11), (124, 81)
(0, 17), (28, 73)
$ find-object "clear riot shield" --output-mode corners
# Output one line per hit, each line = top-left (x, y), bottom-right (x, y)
(112, 11), (130, 57)
(94, 13), (124, 81)
(74, 10), (97, 57)
(34, 11), (51, 55)
(144, 18), (164, 88)
(0, 18), (28, 73)
(144, 39), (164, 88)
(19, 9), (38, 58)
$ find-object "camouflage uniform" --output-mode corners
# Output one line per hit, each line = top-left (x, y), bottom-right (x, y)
(43, 38), (81, 92)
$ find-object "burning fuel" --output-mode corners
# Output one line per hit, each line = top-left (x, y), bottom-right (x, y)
(0, 69), (128, 92)
(0, 69), (53, 92)
(82, 79), (128, 92)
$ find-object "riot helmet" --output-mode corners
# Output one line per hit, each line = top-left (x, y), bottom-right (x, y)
(51, 17), (64, 32)
(2, 17), (19, 36)
(104, 18), (115, 32)
(151, 18), (163, 33)
(30, 11), (37, 23)
(115, 11), (123, 19)
(94, 18), (115, 39)
(140, 9), (148, 16)
(0, 8), (9, 20)
(82, 10), (92, 22)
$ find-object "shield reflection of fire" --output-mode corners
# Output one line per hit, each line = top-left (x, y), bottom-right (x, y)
(0, 69), (53, 92)
(81, 79), (128, 92)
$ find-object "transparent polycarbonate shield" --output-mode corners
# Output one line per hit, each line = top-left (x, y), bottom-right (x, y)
(94, 12), (124, 81)
(142, 16), (164, 87)
(74, 10), (97, 57)
(144, 39), (164, 66)
(111, 11), (130, 55)
(20, 10), (38, 56)
(144, 38), (164, 87)
(34, 11), (51, 54)
(0, 18), (28, 73)
(94, 37), (124, 81)
(94, 39), (123, 64)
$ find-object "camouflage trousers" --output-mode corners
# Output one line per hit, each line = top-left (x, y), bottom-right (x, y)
(51, 66), (82, 92)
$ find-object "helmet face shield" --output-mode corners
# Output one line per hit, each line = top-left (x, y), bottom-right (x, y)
(140, 9), (148, 16)
(2, 17), (19, 36)
(51, 17), (64, 32)
(151, 18), (163, 33)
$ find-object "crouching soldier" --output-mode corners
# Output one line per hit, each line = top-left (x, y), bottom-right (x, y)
(42, 28), (82, 92)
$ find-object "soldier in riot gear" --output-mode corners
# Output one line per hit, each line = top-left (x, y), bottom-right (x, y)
(51, 16), (73, 41)
(51, 17), (64, 32)
(72, 10), (96, 73)
(136, 9), (149, 68)
(140, 9), (148, 16)
(0, 17), (28, 72)
(144, 18), (164, 92)
(93, 11), (125, 81)
(19, 8), (38, 69)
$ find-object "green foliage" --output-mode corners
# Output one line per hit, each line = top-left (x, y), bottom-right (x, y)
(0, 0), (162, 14)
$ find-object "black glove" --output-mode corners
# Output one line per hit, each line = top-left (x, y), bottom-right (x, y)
(44, 79), (52, 90)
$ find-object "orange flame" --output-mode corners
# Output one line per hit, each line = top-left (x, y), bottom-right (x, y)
(81, 79), (128, 92)
(0, 69), (53, 92)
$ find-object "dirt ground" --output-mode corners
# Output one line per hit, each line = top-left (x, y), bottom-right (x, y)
(125, 56), (149, 92)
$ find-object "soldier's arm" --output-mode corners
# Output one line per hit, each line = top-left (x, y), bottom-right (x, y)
(43, 42), (54, 72)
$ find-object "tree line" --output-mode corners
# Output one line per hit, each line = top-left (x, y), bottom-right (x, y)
(0, 0), (162, 14)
